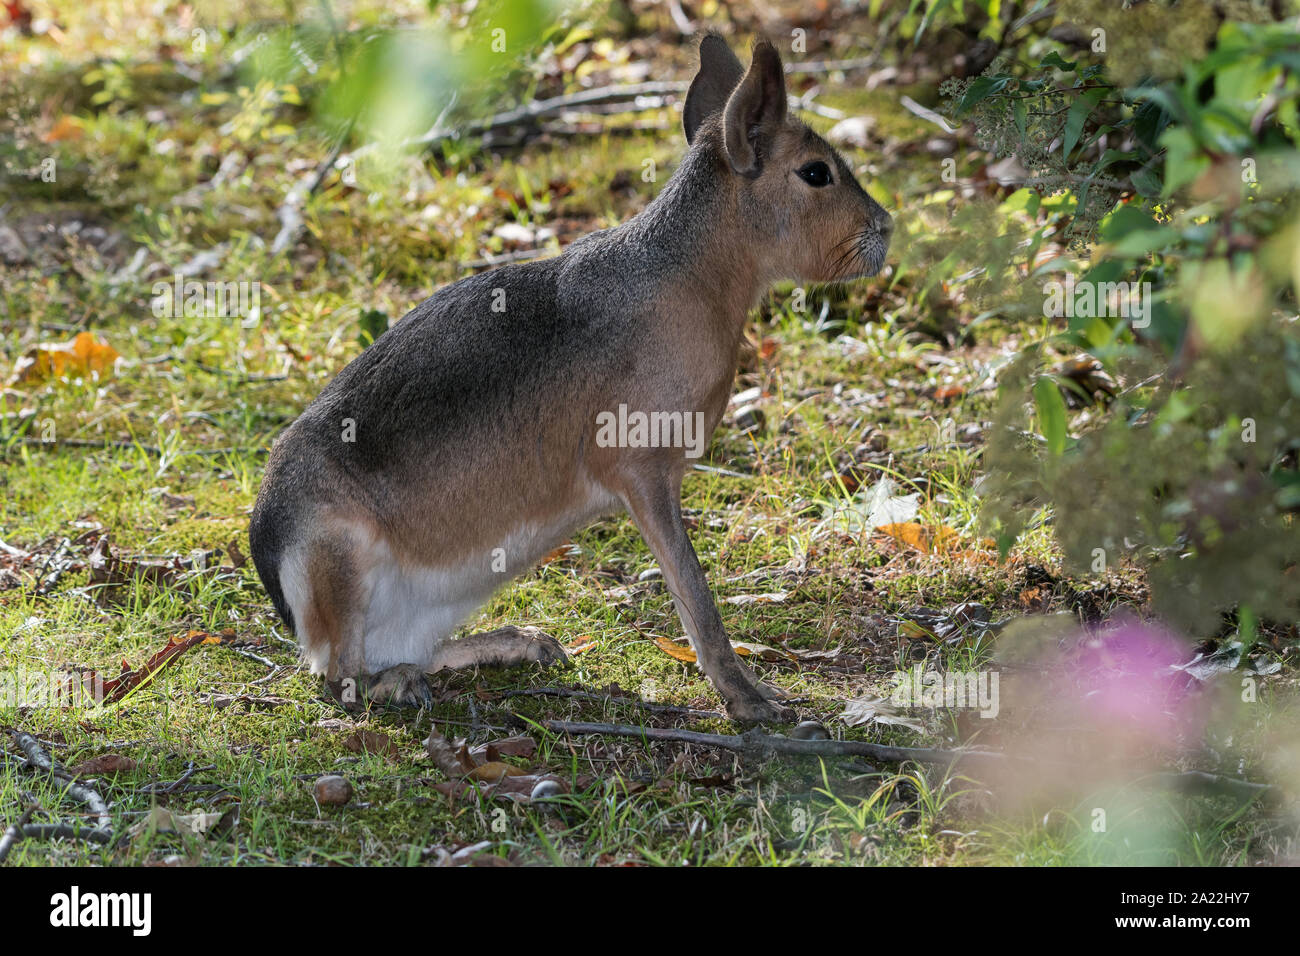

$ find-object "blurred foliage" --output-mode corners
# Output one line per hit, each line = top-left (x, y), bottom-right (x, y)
(235, 0), (597, 166)
(932, 0), (1300, 638)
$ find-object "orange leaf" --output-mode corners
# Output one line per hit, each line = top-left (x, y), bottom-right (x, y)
(654, 636), (697, 663)
(10, 332), (120, 385)
(41, 115), (84, 143)
(933, 384), (964, 402)
(876, 522), (962, 554)
(564, 636), (596, 655)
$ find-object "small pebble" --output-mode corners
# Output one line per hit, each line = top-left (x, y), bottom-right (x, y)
(792, 720), (829, 741)
(530, 779), (564, 804)
(314, 774), (353, 806)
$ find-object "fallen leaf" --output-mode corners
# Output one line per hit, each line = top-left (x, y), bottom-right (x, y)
(465, 761), (528, 783)
(823, 477), (920, 533)
(839, 695), (925, 732)
(426, 840), (504, 866)
(128, 805), (238, 840)
(655, 636), (698, 662)
(10, 332), (120, 385)
(933, 384), (964, 402)
(342, 729), (400, 758)
(723, 591), (789, 606)
(897, 604), (997, 644)
(68, 754), (138, 777)
(1172, 641), (1243, 682)
(41, 114), (84, 143)
(224, 537), (248, 569)
(729, 641), (794, 661)
(877, 522), (963, 554)
(76, 630), (219, 706)
(468, 736), (537, 761)
(539, 543), (581, 565)
(654, 636), (791, 662)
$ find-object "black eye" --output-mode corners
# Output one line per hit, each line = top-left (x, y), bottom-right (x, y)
(796, 161), (833, 187)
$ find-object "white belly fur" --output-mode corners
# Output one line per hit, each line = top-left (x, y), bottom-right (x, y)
(284, 486), (620, 675)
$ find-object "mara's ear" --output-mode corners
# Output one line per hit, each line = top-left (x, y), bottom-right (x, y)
(722, 39), (787, 176)
(683, 33), (744, 144)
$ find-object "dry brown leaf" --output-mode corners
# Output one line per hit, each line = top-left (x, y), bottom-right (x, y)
(68, 754), (138, 777)
(464, 761), (528, 783)
(342, 729), (400, 758)
(468, 736), (537, 761)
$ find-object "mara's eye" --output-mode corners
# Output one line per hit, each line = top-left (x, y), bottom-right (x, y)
(796, 161), (833, 187)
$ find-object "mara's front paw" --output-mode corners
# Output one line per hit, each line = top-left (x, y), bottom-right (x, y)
(358, 664), (434, 709)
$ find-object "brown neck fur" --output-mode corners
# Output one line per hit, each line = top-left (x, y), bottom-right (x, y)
(620, 119), (772, 338)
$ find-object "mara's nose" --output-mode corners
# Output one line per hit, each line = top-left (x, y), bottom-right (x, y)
(875, 209), (894, 239)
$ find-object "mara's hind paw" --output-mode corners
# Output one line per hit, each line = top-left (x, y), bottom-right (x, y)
(429, 625), (569, 673)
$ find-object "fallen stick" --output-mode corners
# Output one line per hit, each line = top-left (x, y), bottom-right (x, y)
(1144, 771), (1277, 804)
(497, 686), (724, 719)
(543, 722), (1280, 803)
(12, 732), (111, 830)
(0, 806), (35, 864)
(543, 720), (1002, 767)
(11, 824), (114, 846)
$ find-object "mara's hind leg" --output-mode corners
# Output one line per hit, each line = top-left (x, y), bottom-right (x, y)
(428, 625), (567, 673)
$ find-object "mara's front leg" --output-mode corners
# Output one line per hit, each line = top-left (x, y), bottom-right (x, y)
(347, 627), (568, 709)
(619, 471), (795, 724)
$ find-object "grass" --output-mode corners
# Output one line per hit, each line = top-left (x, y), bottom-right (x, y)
(1, 0), (1295, 867)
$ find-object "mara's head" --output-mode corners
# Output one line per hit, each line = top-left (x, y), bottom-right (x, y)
(683, 34), (893, 283)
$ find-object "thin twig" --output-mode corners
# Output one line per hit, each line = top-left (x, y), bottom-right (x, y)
(270, 124), (353, 256)
(899, 95), (957, 134)
(139, 763), (216, 795)
(665, 0), (693, 36)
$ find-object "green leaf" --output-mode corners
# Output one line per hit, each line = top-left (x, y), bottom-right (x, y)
(1130, 160), (1163, 198)
(1063, 88), (1104, 160)
(957, 74), (1014, 115)
(1039, 51), (1077, 72)
(358, 309), (390, 347)
(1160, 126), (1209, 196)
(1100, 203), (1157, 241)
(915, 0), (956, 44)
(1033, 377), (1069, 456)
